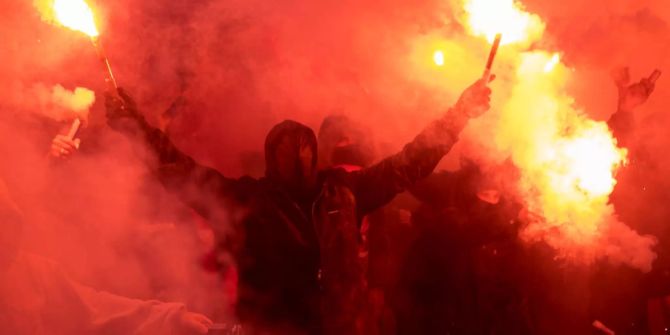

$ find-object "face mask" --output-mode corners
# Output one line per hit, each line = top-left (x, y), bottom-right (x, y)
(330, 144), (371, 168)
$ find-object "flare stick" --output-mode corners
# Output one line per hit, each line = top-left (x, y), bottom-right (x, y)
(482, 33), (502, 82)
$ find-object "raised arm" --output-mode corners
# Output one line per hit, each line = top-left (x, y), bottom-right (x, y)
(350, 78), (492, 215)
(105, 89), (237, 221)
(608, 68), (659, 146)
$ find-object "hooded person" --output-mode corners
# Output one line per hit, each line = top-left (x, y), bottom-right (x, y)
(104, 77), (493, 334)
(317, 114), (420, 335)
(0, 178), (213, 335)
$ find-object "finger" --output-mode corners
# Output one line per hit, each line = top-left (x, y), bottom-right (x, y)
(190, 321), (209, 334)
(52, 138), (67, 148)
(62, 147), (76, 156)
(57, 140), (77, 152)
(194, 314), (213, 326)
(54, 148), (71, 158)
(648, 69), (662, 84)
(117, 88), (136, 108)
(117, 87), (129, 98)
(52, 141), (71, 152)
(53, 137), (73, 148)
(612, 66), (630, 90)
(648, 83), (656, 95)
(641, 79), (656, 95)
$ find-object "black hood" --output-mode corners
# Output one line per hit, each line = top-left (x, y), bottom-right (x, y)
(264, 120), (318, 182)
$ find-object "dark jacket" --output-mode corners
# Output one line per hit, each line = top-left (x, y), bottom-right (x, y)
(396, 169), (528, 335)
(107, 94), (469, 333)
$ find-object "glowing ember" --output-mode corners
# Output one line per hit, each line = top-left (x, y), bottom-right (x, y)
(544, 53), (560, 73)
(433, 50), (445, 66)
(464, 0), (544, 45)
(53, 0), (99, 37)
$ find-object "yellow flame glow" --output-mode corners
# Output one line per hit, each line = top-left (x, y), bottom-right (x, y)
(464, 0), (544, 45)
(53, 0), (98, 37)
(453, 0), (653, 269)
(556, 126), (626, 197)
(496, 51), (629, 256)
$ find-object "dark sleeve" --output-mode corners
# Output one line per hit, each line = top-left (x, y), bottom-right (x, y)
(349, 108), (469, 215)
(608, 108), (634, 147)
(408, 172), (456, 205)
(115, 114), (238, 222)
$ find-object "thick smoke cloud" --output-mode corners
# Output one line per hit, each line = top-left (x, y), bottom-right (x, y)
(1, 0), (669, 327)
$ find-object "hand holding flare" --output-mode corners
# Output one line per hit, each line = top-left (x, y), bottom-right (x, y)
(38, 0), (120, 136)
(454, 33), (500, 118)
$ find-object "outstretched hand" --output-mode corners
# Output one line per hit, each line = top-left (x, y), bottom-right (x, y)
(455, 76), (495, 118)
(50, 134), (80, 159)
(176, 311), (213, 334)
(613, 67), (659, 112)
(105, 88), (141, 130)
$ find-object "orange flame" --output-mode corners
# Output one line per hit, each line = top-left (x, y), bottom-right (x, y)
(53, 0), (99, 37)
(464, 0), (544, 45)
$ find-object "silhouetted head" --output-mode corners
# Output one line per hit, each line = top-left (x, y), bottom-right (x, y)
(317, 114), (374, 169)
(265, 120), (318, 199)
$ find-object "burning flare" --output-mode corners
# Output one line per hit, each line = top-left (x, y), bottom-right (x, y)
(35, 0), (99, 37)
(54, 0), (98, 37)
(464, 0), (544, 45)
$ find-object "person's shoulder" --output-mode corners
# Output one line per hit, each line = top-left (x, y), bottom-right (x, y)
(226, 175), (262, 199)
(318, 167), (351, 180)
(237, 175), (260, 185)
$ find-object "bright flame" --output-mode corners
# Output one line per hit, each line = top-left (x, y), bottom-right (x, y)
(464, 0), (544, 45)
(544, 53), (560, 73)
(451, 0), (655, 269)
(433, 50), (445, 66)
(53, 0), (99, 37)
(556, 126), (626, 197)
(487, 51), (655, 270)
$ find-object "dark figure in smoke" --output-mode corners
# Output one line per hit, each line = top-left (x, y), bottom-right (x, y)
(588, 69), (661, 335)
(315, 114), (373, 334)
(0, 179), (213, 335)
(317, 114), (416, 335)
(104, 77), (492, 334)
(519, 70), (659, 335)
(394, 157), (529, 335)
